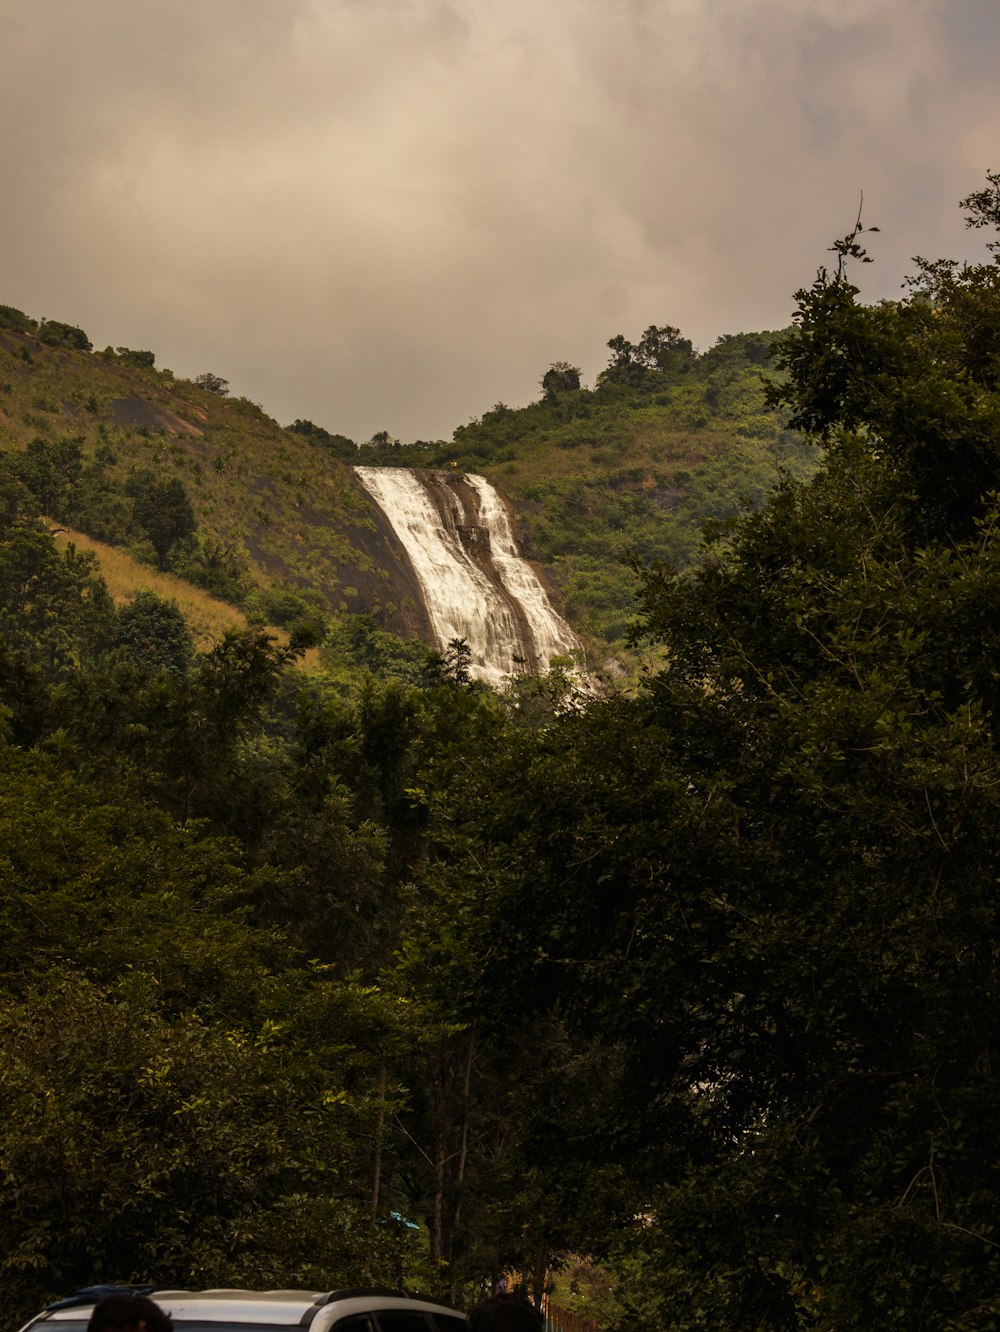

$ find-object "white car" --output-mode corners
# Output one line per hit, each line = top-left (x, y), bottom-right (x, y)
(19, 1287), (468, 1332)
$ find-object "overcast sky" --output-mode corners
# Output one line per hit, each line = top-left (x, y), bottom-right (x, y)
(2, 0), (998, 442)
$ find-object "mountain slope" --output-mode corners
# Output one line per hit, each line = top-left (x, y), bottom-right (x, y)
(0, 305), (816, 659)
(356, 330), (818, 642)
(0, 307), (417, 629)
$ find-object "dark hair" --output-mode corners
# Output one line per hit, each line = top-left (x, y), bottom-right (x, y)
(468, 1295), (544, 1332)
(87, 1294), (173, 1332)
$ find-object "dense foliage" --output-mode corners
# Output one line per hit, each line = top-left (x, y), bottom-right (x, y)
(0, 504), (557, 1322)
(395, 181), (1000, 1327)
(3, 179), (1000, 1331)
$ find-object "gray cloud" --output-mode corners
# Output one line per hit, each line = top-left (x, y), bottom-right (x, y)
(2, 0), (998, 440)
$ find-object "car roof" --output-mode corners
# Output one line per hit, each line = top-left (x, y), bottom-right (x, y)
(26, 1288), (466, 1331)
(144, 1291), (328, 1324)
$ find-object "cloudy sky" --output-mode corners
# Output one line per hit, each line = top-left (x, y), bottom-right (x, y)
(2, 0), (998, 442)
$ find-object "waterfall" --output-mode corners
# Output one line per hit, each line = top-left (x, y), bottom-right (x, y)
(354, 466), (582, 688)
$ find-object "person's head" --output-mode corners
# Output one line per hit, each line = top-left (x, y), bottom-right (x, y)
(468, 1294), (543, 1332)
(87, 1294), (173, 1332)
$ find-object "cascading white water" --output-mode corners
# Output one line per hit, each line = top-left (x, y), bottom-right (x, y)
(354, 466), (582, 688)
(464, 474), (581, 670)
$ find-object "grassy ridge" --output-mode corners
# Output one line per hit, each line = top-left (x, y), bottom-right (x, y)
(49, 520), (319, 667)
(48, 521), (252, 648)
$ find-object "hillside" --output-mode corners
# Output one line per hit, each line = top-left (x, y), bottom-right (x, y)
(350, 329), (817, 643)
(0, 304), (815, 658)
(0, 305), (409, 632)
(42, 520), (320, 669)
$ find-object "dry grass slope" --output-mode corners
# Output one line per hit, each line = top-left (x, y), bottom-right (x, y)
(54, 520), (318, 667)
(53, 521), (250, 649)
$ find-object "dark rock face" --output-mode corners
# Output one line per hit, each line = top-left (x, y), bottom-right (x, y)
(337, 476), (436, 642)
(110, 397), (204, 436)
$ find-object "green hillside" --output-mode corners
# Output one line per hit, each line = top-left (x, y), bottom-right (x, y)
(0, 305), (386, 631)
(0, 304), (814, 661)
(353, 328), (816, 644)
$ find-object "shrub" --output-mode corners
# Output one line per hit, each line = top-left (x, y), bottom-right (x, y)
(37, 320), (92, 352)
(115, 347), (156, 369)
(0, 305), (37, 333)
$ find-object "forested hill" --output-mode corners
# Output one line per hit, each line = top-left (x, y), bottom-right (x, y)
(0, 303), (814, 660)
(4, 176), (1000, 1329)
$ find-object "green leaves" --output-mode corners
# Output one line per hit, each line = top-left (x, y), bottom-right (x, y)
(128, 475), (197, 570)
(770, 188), (1000, 541)
(0, 736), (418, 1324)
(391, 179), (1000, 1326)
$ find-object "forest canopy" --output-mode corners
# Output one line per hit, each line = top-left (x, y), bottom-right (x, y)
(2, 177), (1000, 1330)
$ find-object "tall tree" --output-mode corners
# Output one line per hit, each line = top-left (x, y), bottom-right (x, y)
(540, 362), (582, 400)
(113, 591), (194, 677)
(130, 477), (197, 570)
(768, 185), (1000, 540)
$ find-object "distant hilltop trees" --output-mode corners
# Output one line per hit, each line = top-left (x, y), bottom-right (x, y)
(600, 322), (695, 387)
(0, 305), (93, 351)
(0, 304), (236, 393)
(287, 418), (358, 460)
(541, 323), (696, 401)
(102, 346), (157, 369)
(541, 361), (582, 400)
(194, 370), (230, 396)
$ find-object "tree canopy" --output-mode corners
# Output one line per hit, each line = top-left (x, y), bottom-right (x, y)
(3, 178), (1000, 1331)
(398, 179), (1000, 1328)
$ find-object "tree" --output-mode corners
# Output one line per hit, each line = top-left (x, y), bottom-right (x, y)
(767, 191), (1000, 540)
(604, 333), (635, 369)
(0, 304), (37, 333)
(194, 371), (230, 396)
(0, 462), (40, 534)
(320, 613), (435, 687)
(0, 525), (114, 676)
(392, 698), (660, 1300)
(0, 745), (410, 1326)
(402, 180), (1000, 1327)
(115, 346), (156, 368)
(130, 476), (197, 569)
(618, 188), (1000, 1327)
(541, 362), (582, 400)
(172, 537), (253, 604)
(441, 638), (473, 687)
(287, 419), (358, 459)
(634, 323), (693, 370)
(598, 324), (692, 388)
(113, 591), (194, 676)
(102, 628), (302, 826)
(37, 319), (92, 351)
(14, 435), (84, 514)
